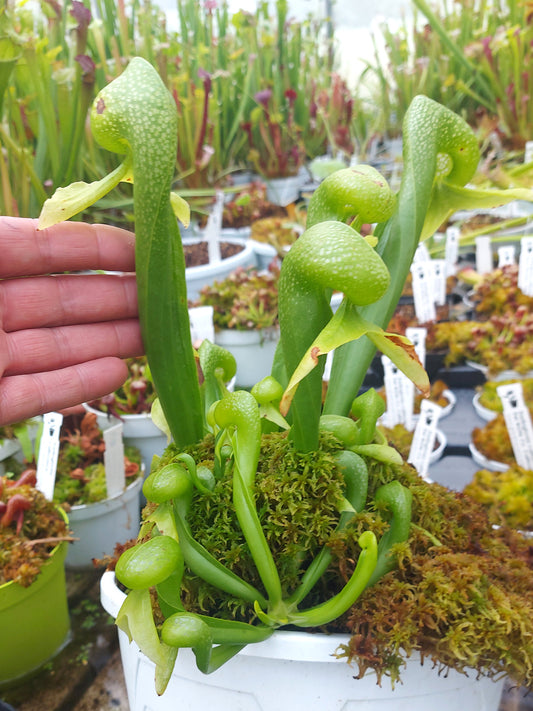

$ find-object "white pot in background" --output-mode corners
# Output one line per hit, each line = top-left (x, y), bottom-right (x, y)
(184, 237), (257, 300)
(249, 239), (279, 272)
(472, 393), (498, 422)
(265, 175), (301, 206)
(468, 442), (509, 473)
(65, 476), (142, 570)
(101, 571), (504, 711)
(215, 327), (279, 389)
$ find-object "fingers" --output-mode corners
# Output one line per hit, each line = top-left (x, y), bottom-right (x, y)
(0, 357), (132, 427)
(1, 273), (138, 331)
(0, 217), (135, 278)
(3, 319), (143, 376)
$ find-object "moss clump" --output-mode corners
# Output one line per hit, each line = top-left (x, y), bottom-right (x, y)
(1, 475), (69, 587)
(464, 465), (533, 531)
(156, 431), (533, 688)
(477, 377), (533, 414)
(471, 413), (520, 465)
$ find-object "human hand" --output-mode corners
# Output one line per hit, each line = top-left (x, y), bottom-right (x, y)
(0, 217), (143, 426)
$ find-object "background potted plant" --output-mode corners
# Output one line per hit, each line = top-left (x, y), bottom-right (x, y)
(0, 469), (71, 688)
(193, 264), (280, 388)
(473, 376), (533, 421)
(85, 356), (168, 475)
(469, 410), (530, 472)
(47, 412), (143, 570)
(464, 464), (533, 534)
(430, 306), (533, 379)
(40, 58), (533, 710)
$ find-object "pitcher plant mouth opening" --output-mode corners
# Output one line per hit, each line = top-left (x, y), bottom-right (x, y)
(39, 57), (533, 695)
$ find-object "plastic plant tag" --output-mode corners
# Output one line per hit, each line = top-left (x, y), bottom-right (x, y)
(203, 191), (224, 264)
(408, 400), (442, 480)
(410, 261), (436, 323)
(413, 242), (431, 263)
(444, 225), (460, 276)
(498, 245), (516, 267)
(406, 327), (427, 368)
(382, 355), (414, 431)
(525, 141), (533, 164)
(323, 350), (334, 382)
(475, 235), (493, 274)
(431, 260), (447, 306)
(189, 305), (215, 346)
(36, 412), (63, 501)
(103, 420), (126, 498)
(518, 237), (533, 297)
(496, 383), (533, 470)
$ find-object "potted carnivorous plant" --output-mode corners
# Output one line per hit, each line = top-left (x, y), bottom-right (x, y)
(38, 58), (533, 710)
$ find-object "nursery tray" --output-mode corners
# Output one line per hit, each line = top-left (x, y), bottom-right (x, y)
(432, 363), (487, 389)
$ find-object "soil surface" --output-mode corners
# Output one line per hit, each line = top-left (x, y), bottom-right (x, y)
(184, 241), (245, 268)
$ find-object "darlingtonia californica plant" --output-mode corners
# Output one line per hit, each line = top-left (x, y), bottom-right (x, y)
(39, 58), (533, 693)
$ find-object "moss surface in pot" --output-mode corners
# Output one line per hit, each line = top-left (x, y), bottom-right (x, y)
(471, 411), (531, 467)
(39, 58), (533, 694)
(464, 465), (533, 532)
(477, 377), (533, 414)
(0, 470), (70, 587)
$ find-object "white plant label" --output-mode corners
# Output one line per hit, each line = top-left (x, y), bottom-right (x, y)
(497, 245), (516, 267)
(36, 412), (63, 501)
(189, 305), (215, 346)
(323, 350), (334, 382)
(518, 237), (533, 297)
(413, 242), (431, 262)
(382, 355), (414, 431)
(445, 225), (460, 276)
(408, 400), (442, 480)
(475, 236), (493, 275)
(204, 190), (224, 263)
(431, 259), (447, 306)
(103, 421), (126, 498)
(410, 261), (436, 324)
(525, 140), (533, 164)
(496, 383), (533, 470)
(406, 327), (427, 368)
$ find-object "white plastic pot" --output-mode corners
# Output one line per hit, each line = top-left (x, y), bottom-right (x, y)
(101, 572), (504, 711)
(215, 327), (280, 389)
(472, 393), (498, 422)
(439, 389), (456, 419)
(265, 175), (301, 206)
(468, 442), (509, 473)
(65, 476), (142, 569)
(184, 237), (257, 300)
(249, 239), (279, 272)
